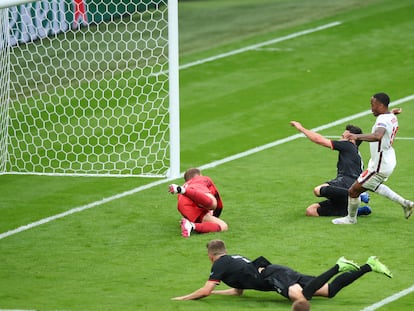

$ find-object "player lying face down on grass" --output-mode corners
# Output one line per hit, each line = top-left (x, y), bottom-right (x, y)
(172, 240), (392, 303)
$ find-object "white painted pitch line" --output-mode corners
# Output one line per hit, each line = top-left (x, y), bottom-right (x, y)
(391, 137), (414, 140)
(360, 285), (414, 311)
(152, 21), (342, 77)
(1, 94), (413, 241)
(0, 178), (173, 240)
(326, 136), (414, 140)
(179, 21), (342, 70)
(253, 47), (294, 52)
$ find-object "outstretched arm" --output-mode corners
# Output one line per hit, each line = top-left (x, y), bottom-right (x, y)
(172, 281), (217, 300)
(212, 288), (243, 296)
(344, 127), (386, 142)
(290, 121), (332, 148)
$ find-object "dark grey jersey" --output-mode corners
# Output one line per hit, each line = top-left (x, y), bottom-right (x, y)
(331, 140), (363, 180)
(209, 255), (273, 291)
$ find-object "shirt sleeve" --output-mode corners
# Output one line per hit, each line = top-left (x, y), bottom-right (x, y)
(209, 261), (223, 284)
(375, 114), (389, 129)
(331, 140), (344, 151)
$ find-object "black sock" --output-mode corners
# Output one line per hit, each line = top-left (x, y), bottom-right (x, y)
(328, 264), (371, 298)
(302, 265), (339, 300)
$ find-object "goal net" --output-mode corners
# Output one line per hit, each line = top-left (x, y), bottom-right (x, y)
(0, 0), (180, 178)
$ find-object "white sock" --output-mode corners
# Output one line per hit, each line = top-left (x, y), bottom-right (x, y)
(348, 196), (360, 219)
(375, 184), (405, 206)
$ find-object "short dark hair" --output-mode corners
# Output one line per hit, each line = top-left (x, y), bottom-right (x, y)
(373, 92), (390, 106)
(345, 124), (363, 146)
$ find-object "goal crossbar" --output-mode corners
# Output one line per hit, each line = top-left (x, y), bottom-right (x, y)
(0, 0), (34, 10)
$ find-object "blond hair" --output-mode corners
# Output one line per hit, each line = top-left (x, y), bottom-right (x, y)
(292, 299), (310, 311)
(184, 168), (201, 181)
(206, 240), (226, 256)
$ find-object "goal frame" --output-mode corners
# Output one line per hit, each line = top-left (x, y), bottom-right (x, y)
(0, 0), (180, 179)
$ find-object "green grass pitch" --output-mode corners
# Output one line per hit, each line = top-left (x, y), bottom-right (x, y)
(1, 0), (414, 310)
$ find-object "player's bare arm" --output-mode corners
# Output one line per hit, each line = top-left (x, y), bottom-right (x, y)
(290, 121), (331, 148)
(344, 127), (386, 142)
(211, 288), (243, 296)
(171, 281), (217, 300)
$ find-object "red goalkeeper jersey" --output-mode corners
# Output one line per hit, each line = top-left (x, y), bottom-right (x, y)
(185, 175), (223, 209)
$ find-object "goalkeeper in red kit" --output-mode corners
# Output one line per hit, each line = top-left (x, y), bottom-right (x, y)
(169, 168), (228, 238)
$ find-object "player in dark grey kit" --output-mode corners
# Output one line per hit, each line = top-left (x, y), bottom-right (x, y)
(290, 121), (371, 216)
(172, 240), (392, 304)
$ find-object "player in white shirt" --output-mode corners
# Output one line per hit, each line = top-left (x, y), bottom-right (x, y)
(333, 92), (414, 225)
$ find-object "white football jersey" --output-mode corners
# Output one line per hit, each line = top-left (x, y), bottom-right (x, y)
(367, 113), (398, 176)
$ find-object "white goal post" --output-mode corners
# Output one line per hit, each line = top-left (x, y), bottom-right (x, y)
(0, 0), (180, 178)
